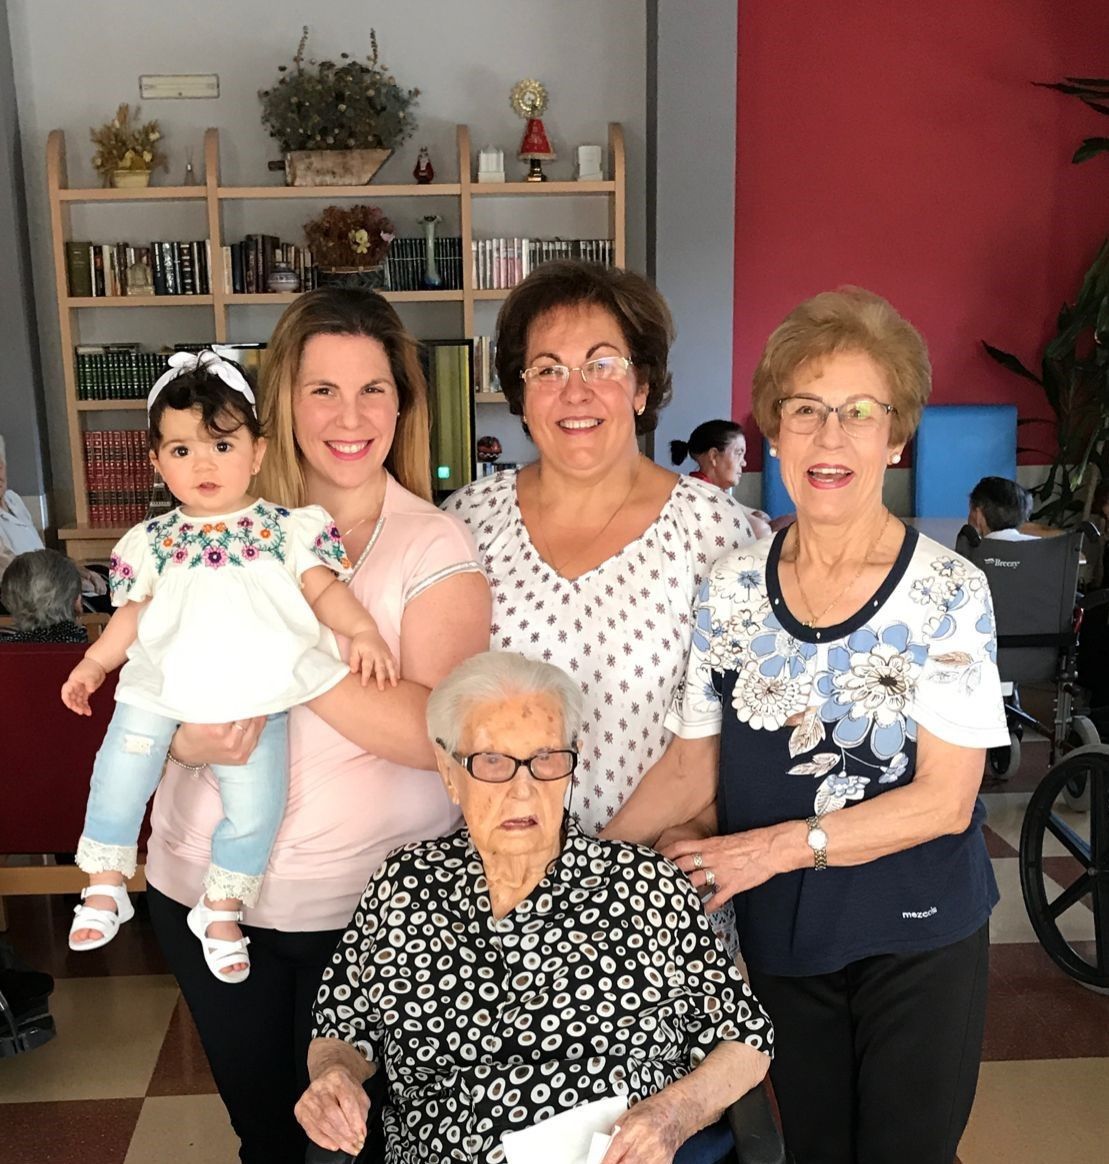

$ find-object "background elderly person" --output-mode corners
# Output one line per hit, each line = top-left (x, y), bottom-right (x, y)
(446, 261), (756, 848)
(967, 475), (1036, 541)
(142, 289), (490, 1164)
(0, 434), (108, 606)
(606, 288), (1008, 1164)
(296, 652), (771, 1164)
(670, 419), (772, 538)
(0, 548), (87, 643)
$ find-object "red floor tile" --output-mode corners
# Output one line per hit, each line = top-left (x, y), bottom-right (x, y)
(145, 995), (218, 1097)
(0, 1098), (144, 1164)
(983, 941), (1109, 1061)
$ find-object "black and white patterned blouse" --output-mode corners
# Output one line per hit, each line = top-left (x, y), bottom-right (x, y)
(445, 471), (757, 835)
(312, 819), (773, 1164)
(0, 620), (88, 644)
(667, 526), (1009, 976)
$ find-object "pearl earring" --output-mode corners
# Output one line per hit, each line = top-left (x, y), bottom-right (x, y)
(635, 404), (645, 416)
(769, 446), (778, 458)
(889, 452), (901, 465)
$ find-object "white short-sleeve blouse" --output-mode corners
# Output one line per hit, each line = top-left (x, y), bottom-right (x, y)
(446, 470), (757, 835)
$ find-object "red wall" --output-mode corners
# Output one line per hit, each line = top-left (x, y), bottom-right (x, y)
(733, 0), (1108, 468)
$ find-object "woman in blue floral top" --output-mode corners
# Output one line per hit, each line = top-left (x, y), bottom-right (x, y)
(606, 289), (1009, 1164)
(61, 350), (396, 983)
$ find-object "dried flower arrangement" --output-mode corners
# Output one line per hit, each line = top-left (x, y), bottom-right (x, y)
(260, 26), (420, 153)
(90, 104), (167, 184)
(303, 204), (395, 269)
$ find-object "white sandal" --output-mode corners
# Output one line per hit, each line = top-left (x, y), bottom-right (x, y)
(186, 896), (251, 984)
(68, 883), (135, 951)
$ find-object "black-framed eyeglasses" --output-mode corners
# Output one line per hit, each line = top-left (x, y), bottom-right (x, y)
(775, 394), (896, 436)
(435, 739), (578, 783)
(521, 356), (634, 388)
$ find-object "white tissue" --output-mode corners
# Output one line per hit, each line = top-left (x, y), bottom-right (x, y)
(500, 1096), (628, 1164)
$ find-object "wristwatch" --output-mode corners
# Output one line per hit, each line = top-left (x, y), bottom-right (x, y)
(805, 815), (828, 871)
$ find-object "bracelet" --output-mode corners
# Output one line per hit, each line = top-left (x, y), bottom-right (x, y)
(166, 750), (205, 774)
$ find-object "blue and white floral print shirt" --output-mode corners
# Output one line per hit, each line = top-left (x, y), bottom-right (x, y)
(666, 524), (1009, 976)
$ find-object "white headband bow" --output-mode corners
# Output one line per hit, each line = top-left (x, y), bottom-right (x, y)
(147, 347), (257, 415)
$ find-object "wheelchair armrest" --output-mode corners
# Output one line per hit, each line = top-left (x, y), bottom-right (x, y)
(726, 1083), (787, 1164)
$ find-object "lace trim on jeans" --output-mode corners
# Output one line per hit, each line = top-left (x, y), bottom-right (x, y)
(204, 864), (265, 907)
(76, 836), (138, 878)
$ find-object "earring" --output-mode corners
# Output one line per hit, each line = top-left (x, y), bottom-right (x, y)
(769, 446), (778, 458)
(635, 404), (645, 416)
(889, 452), (901, 465)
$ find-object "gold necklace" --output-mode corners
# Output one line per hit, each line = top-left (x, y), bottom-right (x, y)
(534, 457), (642, 577)
(342, 514), (372, 538)
(790, 511), (891, 628)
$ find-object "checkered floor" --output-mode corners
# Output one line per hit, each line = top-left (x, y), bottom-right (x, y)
(2, 735), (1107, 1163)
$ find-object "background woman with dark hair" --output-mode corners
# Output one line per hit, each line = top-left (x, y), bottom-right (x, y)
(670, 419), (772, 537)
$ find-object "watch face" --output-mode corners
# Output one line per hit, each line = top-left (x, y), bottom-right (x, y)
(808, 827), (828, 850)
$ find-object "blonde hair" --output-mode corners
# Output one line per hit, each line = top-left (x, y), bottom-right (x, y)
(255, 288), (432, 505)
(751, 287), (931, 446)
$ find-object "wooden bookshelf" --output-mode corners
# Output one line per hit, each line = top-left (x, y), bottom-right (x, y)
(45, 123), (626, 558)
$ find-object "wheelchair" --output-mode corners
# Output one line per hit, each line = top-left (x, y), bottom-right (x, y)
(0, 960), (55, 1059)
(958, 524), (1109, 991)
(305, 1071), (787, 1164)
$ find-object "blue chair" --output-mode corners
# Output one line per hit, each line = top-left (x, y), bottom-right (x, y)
(913, 404), (1017, 518)
(761, 440), (792, 519)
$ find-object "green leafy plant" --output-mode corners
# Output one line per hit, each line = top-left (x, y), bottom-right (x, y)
(89, 103), (166, 183)
(303, 204), (395, 269)
(260, 26), (419, 153)
(1034, 76), (1109, 164)
(983, 75), (1109, 525)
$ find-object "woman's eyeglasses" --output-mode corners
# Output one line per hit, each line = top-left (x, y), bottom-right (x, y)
(436, 740), (578, 783)
(521, 356), (634, 389)
(776, 395), (895, 436)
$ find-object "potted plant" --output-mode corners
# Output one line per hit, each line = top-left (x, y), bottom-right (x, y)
(89, 104), (167, 189)
(984, 76), (1109, 525)
(303, 204), (395, 289)
(260, 26), (420, 187)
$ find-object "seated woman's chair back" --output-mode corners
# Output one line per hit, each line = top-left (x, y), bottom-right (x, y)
(955, 525), (1089, 684)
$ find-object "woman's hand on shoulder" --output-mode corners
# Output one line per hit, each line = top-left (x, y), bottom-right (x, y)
(601, 1094), (684, 1164)
(171, 718), (266, 767)
(294, 1065), (371, 1156)
(664, 823), (803, 910)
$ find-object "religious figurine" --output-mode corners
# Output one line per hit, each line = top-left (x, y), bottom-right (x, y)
(477, 144), (505, 184)
(413, 146), (434, 184)
(510, 79), (555, 182)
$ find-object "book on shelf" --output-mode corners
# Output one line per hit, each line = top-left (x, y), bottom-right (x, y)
(74, 344), (170, 402)
(471, 336), (501, 393)
(225, 236), (317, 294)
(64, 240), (210, 297)
(470, 237), (614, 291)
(384, 236), (464, 292)
(82, 429), (155, 527)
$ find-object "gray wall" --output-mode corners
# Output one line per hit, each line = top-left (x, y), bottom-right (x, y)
(8, 0), (648, 523)
(652, 1), (747, 500)
(0, 0), (49, 525)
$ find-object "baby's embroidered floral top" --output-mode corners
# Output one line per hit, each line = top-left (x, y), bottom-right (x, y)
(666, 524), (1009, 977)
(108, 501), (351, 722)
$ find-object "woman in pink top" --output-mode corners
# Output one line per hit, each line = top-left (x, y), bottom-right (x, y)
(142, 289), (491, 1164)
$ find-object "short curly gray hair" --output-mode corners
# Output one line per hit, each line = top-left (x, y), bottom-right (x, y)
(427, 651), (584, 755)
(1, 549), (82, 631)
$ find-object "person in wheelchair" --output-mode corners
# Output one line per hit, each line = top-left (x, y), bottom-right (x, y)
(967, 476), (1037, 542)
(295, 652), (773, 1164)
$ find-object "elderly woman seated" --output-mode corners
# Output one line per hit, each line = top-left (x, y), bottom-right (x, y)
(0, 549), (88, 644)
(295, 651), (772, 1163)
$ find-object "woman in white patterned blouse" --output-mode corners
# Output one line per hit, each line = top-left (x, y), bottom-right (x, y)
(607, 288), (1010, 1164)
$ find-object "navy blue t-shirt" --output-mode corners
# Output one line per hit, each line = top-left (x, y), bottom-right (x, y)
(666, 524), (1008, 977)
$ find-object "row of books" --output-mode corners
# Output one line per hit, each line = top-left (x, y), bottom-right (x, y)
(65, 241), (212, 298)
(220, 235), (317, 295)
(472, 336), (501, 394)
(475, 461), (523, 479)
(82, 430), (155, 527)
(386, 236), (465, 291)
(75, 344), (169, 401)
(472, 237), (615, 291)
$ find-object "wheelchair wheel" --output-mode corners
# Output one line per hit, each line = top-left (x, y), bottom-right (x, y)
(1061, 716), (1100, 811)
(1019, 745), (1109, 991)
(988, 731), (1021, 779)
